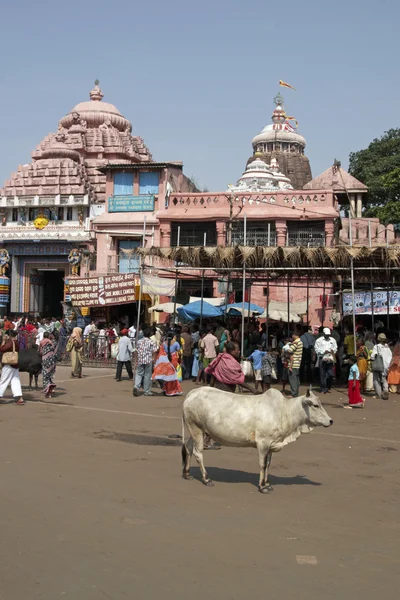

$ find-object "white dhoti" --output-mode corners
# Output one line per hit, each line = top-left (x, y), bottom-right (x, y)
(0, 365), (22, 398)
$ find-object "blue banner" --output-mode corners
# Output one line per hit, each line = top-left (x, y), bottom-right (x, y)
(108, 195), (155, 213)
(342, 290), (400, 316)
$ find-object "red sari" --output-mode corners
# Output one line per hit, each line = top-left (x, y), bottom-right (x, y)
(152, 343), (183, 396)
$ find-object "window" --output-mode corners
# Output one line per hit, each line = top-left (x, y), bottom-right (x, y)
(58, 207), (64, 221)
(287, 220), (325, 247)
(114, 172), (133, 195)
(139, 171), (159, 195)
(231, 221), (276, 246)
(171, 222), (217, 246)
(12, 209), (18, 222)
(29, 208), (35, 221)
(119, 240), (140, 273)
(66, 207), (73, 221)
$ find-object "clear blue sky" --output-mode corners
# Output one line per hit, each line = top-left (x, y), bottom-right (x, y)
(1, 0), (398, 191)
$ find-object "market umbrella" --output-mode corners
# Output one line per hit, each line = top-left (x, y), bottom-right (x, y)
(223, 302), (265, 316)
(177, 300), (223, 321)
(148, 302), (183, 314)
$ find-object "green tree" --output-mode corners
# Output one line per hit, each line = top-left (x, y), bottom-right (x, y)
(348, 128), (400, 226)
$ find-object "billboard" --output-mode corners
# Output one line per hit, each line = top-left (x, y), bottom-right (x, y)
(67, 273), (137, 307)
(342, 290), (400, 316)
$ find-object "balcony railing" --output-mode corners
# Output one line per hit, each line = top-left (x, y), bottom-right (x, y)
(231, 230), (277, 246)
(287, 233), (325, 247)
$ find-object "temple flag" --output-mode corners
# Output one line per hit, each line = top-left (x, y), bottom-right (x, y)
(279, 80), (296, 91)
(285, 116), (299, 128)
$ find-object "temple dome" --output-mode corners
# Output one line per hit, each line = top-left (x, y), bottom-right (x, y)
(59, 82), (131, 132)
(1, 82), (153, 202)
(227, 158), (293, 193)
(252, 124), (306, 147)
(246, 92), (312, 189)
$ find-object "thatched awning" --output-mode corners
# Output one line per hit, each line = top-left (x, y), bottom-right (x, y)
(137, 245), (400, 272)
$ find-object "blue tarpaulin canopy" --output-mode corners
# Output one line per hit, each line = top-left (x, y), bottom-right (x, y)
(177, 300), (223, 321)
(223, 302), (265, 316)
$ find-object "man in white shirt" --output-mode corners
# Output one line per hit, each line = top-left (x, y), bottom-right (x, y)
(314, 327), (338, 394)
(370, 333), (392, 399)
(128, 325), (136, 340)
(83, 322), (92, 337)
(116, 329), (134, 382)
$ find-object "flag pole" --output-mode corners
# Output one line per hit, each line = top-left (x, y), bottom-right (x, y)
(199, 232), (206, 329)
(241, 214), (247, 357)
(172, 226), (180, 327)
(134, 216), (147, 349)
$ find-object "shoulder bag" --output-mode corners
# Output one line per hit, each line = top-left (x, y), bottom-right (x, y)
(371, 346), (384, 373)
(2, 340), (18, 366)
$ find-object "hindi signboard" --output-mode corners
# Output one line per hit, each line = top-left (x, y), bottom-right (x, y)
(342, 290), (400, 316)
(108, 195), (155, 213)
(67, 273), (137, 307)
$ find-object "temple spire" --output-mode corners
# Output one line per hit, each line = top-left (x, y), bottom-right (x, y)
(89, 80), (104, 102)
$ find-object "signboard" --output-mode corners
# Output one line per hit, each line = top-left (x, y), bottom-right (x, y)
(342, 290), (400, 316)
(68, 273), (137, 307)
(108, 195), (155, 213)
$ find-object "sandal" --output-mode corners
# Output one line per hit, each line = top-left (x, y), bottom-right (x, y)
(15, 398), (26, 405)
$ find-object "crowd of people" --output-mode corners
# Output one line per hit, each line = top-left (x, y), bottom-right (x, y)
(122, 318), (400, 409)
(0, 312), (399, 410)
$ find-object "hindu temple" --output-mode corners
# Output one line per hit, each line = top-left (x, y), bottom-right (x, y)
(0, 81), (152, 315)
(248, 93), (312, 189)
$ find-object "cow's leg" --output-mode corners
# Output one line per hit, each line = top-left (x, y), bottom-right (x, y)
(190, 425), (213, 486)
(28, 373), (33, 390)
(265, 452), (273, 491)
(257, 445), (273, 493)
(35, 374), (39, 390)
(182, 436), (194, 480)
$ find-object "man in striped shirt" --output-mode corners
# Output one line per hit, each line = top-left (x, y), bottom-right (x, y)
(287, 327), (303, 398)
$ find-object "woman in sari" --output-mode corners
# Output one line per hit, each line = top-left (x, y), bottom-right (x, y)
(152, 331), (183, 396)
(205, 341), (258, 394)
(69, 327), (83, 378)
(388, 341), (400, 393)
(39, 332), (57, 398)
(356, 337), (369, 393)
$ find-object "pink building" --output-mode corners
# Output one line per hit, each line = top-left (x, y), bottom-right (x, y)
(0, 82), (155, 314)
(1, 83), (393, 325)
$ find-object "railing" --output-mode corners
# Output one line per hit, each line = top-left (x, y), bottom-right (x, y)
(231, 228), (276, 247)
(339, 218), (396, 246)
(287, 232), (325, 247)
(17, 332), (127, 368)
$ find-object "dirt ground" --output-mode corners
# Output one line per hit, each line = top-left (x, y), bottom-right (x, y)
(0, 366), (399, 600)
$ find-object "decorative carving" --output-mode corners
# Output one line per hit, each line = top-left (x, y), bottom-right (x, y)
(33, 213), (49, 230)
(0, 249), (10, 275)
(78, 207), (84, 226)
(0, 210), (6, 226)
(68, 248), (81, 274)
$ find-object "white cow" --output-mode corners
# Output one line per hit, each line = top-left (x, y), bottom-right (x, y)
(181, 387), (333, 493)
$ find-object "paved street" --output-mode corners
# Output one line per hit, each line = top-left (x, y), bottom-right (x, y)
(0, 367), (399, 599)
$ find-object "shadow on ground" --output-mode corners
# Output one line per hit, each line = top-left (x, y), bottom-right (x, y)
(187, 466), (321, 488)
(93, 431), (181, 447)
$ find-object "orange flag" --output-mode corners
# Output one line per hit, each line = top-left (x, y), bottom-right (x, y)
(279, 80), (296, 91)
